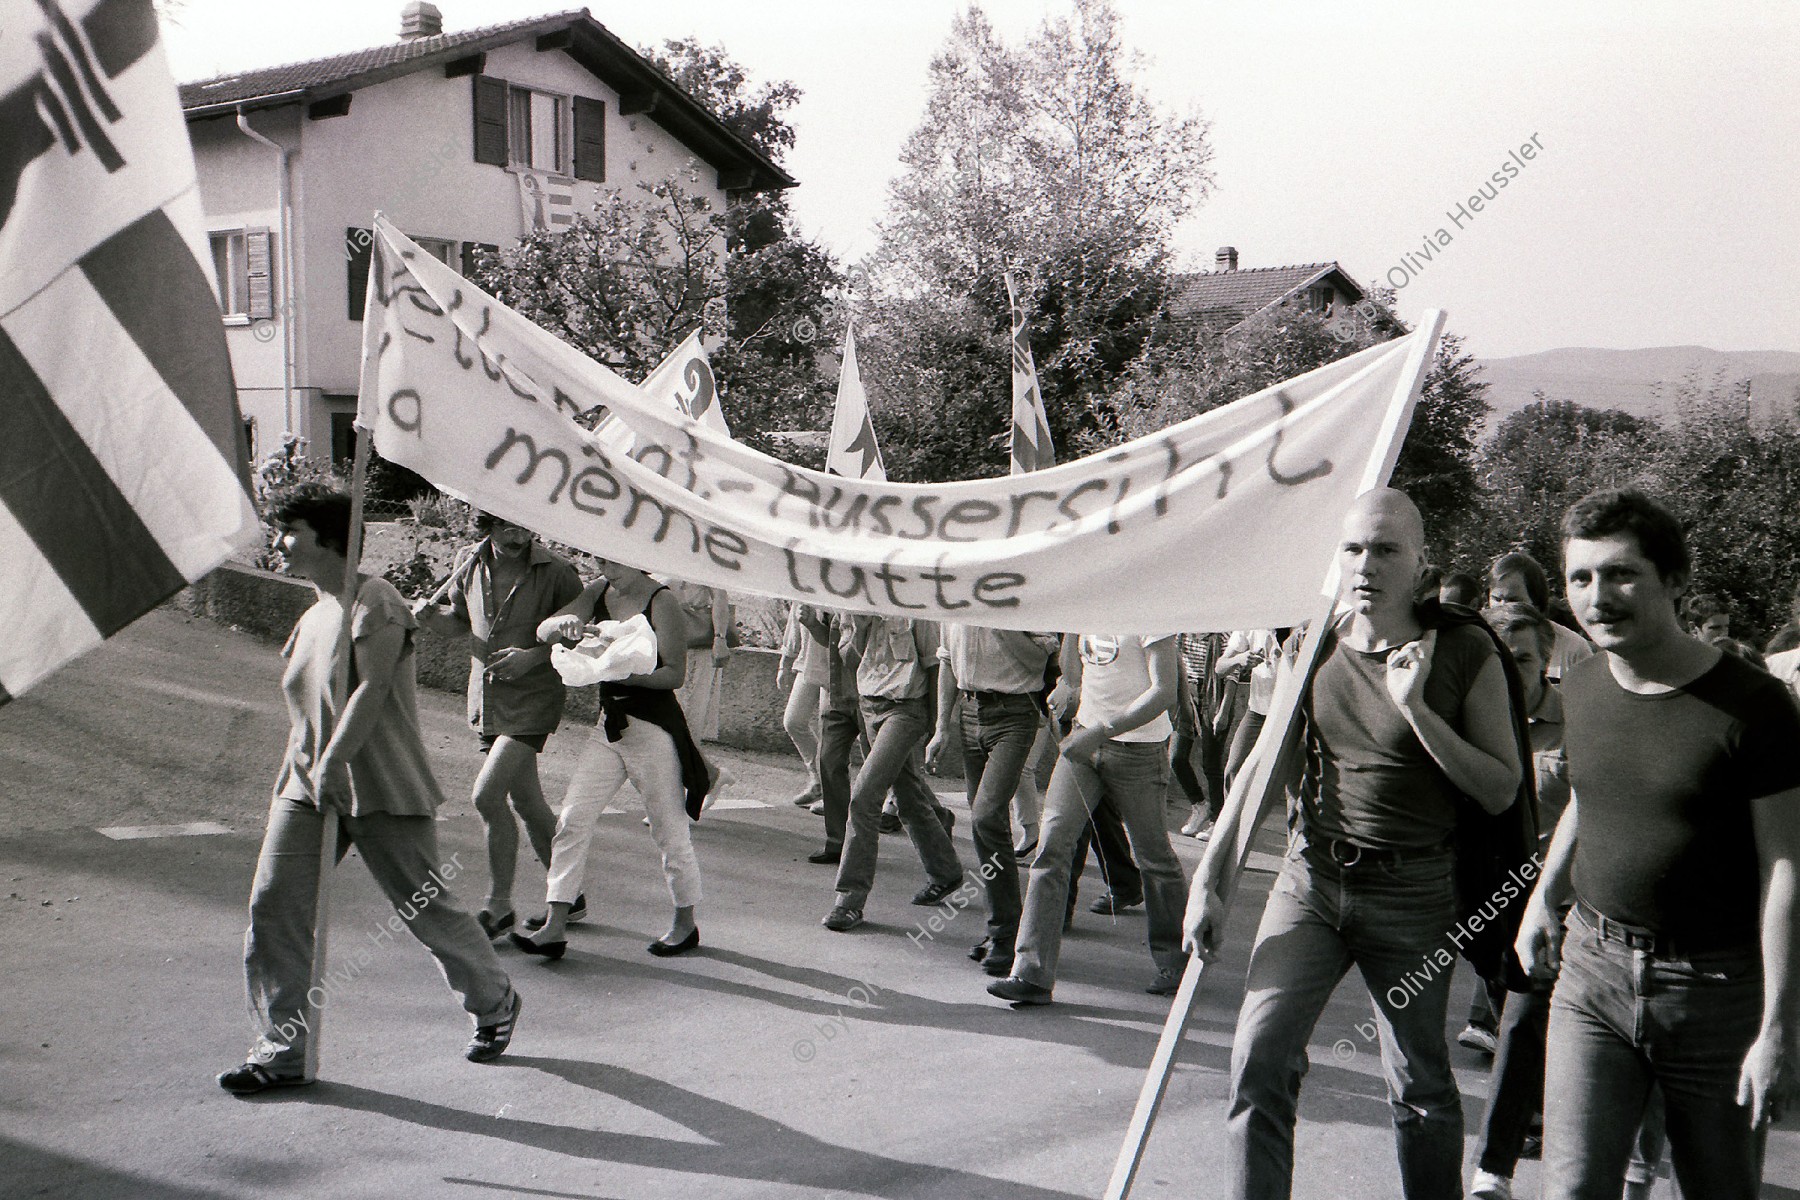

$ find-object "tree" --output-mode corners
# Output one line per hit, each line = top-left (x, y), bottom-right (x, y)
(858, 0), (1214, 481)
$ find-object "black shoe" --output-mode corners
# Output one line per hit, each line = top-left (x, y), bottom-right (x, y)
(968, 937), (992, 962)
(937, 808), (955, 836)
(982, 952), (1015, 978)
(508, 931), (567, 961)
(987, 977), (1053, 1005)
(647, 928), (700, 957)
(1145, 969), (1182, 996)
(911, 878), (960, 906)
(466, 989), (522, 1062)
(524, 893), (586, 931)
(1089, 891), (1143, 915)
(217, 1062), (312, 1095)
(806, 844), (842, 865)
(879, 811), (902, 834)
(1013, 836), (1038, 859)
(476, 910), (515, 940)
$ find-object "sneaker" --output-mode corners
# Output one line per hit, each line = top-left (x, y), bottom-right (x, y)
(911, 878), (959, 906)
(1457, 1023), (1499, 1056)
(879, 811), (902, 834)
(1145, 969), (1182, 996)
(791, 788), (821, 807)
(821, 904), (863, 932)
(217, 1062), (311, 1095)
(523, 893), (586, 932)
(1089, 891), (1143, 915)
(466, 989), (522, 1062)
(1179, 810), (1212, 838)
(1469, 1168), (1512, 1199)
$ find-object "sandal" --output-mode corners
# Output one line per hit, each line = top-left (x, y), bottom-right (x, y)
(217, 1061), (311, 1095)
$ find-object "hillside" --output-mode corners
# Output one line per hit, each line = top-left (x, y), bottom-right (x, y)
(1475, 346), (1800, 426)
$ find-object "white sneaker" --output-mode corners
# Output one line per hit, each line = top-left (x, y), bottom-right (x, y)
(1469, 1168), (1511, 1200)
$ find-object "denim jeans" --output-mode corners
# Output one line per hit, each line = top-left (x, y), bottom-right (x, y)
(958, 692), (1041, 952)
(832, 694), (963, 909)
(1013, 737), (1185, 989)
(817, 704), (860, 849)
(1475, 979), (1552, 1176)
(244, 797), (513, 1072)
(1542, 904), (1764, 1200)
(1226, 842), (1463, 1200)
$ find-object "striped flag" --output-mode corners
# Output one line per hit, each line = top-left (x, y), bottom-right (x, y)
(824, 322), (885, 481)
(0, 0), (257, 704)
(1005, 272), (1055, 474)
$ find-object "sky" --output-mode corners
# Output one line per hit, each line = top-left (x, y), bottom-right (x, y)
(160, 0), (1800, 361)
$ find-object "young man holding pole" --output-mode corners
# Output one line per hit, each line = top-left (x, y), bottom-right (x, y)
(1516, 488), (1799, 1199)
(218, 485), (520, 1094)
(413, 513), (581, 938)
(1185, 488), (1521, 1198)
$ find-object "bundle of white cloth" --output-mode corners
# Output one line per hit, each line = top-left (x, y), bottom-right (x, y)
(550, 614), (659, 686)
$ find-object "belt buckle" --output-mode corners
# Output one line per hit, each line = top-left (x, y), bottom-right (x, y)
(1329, 839), (1363, 867)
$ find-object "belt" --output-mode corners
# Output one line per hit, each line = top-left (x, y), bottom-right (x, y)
(1306, 836), (1450, 869)
(1571, 898), (1725, 958)
(960, 688), (1031, 704)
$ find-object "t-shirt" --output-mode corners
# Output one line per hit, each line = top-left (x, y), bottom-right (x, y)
(1768, 647), (1800, 700)
(277, 576), (445, 817)
(1547, 622), (1594, 683)
(1076, 633), (1176, 742)
(938, 624), (1058, 694)
(1564, 650), (1800, 949)
(1300, 621), (1496, 849)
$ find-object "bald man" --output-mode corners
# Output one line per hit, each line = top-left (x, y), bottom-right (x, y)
(1185, 488), (1522, 1200)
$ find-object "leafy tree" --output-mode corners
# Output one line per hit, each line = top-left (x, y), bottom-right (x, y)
(859, 0), (1214, 481)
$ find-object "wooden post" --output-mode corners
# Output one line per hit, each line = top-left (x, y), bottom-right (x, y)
(300, 423), (373, 1082)
(1101, 312), (1447, 1198)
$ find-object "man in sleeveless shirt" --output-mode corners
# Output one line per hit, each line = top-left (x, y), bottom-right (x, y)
(1185, 488), (1522, 1199)
(1516, 488), (1799, 1199)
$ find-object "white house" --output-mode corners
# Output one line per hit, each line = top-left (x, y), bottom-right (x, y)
(180, 3), (793, 465)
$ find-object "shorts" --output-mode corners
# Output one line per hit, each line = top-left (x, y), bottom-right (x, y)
(477, 732), (548, 754)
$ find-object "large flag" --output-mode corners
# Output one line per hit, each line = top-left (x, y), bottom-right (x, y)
(824, 323), (886, 481)
(594, 328), (729, 453)
(1005, 273), (1054, 475)
(358, 218), (1439, 635)
(0, 0), (258, 704)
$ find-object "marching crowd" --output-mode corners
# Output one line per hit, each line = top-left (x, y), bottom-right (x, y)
(215, 480), (1798, 1200)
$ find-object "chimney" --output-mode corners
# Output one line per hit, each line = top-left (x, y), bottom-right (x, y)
(1215, 246), (1238, 272)
(399, 1), (443, 40)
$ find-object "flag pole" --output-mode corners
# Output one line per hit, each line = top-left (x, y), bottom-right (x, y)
(1101, 311), (1448, 1198)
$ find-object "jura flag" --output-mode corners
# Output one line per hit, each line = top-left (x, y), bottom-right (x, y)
(594, 329), (730, 453)
(0, 0), (258, 703)
(1006, 273), (1054, 474)
(824, 323), (886, 482)
(358, 219), (1440, 635)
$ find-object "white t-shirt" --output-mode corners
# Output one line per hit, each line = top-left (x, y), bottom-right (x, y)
(1075, 633), (1176, 742)
(1769, 647), (1800, 700)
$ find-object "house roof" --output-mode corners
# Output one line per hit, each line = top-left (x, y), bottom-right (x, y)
(1166, 262), (1363, 331)
(179, 8), (796, 193)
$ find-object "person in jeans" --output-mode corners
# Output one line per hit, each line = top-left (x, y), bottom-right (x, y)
(218, 486), (520, 1094)
(926, 623), (1060, 977)
(1185, 488), (1523, 1199)
(413, 514), (581, 940)
(1516, 487), (1800, 1200)
(821, 616), (963, 931)
(987, 627), (1185, 1004)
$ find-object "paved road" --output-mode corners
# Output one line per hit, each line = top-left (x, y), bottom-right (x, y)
(2, 610), (1794, 1198)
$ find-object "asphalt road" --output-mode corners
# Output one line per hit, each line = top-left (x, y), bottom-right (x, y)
(1, 609), (1794, 1199)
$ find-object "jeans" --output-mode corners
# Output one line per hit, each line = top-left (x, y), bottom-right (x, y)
(1542, 905), (1764, 1200)
(244, 797), (513, 1072)
(1070, 797), (1143, 904)
(1013, 737), (1185, 989)
(958, 692), (1041, 952)
(1226, 843), (1463, 1200)
(817, 704), (859, 848)
(548, 718), (700, 908)
(832, 694), (963, 910)
(1476, 980), (1552, 1177)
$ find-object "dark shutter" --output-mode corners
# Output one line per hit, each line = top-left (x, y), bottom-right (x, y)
(572, 95), (605, 182)
(345, 227), (372, 321)
(244, 227), (273, 320)
(473, 75), (508, 166)
(460, 241), (499, 279)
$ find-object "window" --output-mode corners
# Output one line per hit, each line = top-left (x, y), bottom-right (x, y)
(209, 228), (273, 320)
(506, 86), (567, 174)
(413, 237), (456, 267)
(1306, 286), (1335, 313)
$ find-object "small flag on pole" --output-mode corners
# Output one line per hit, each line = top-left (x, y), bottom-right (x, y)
(825, 322), (886, 481)
(594, 328), (730, 452)
(1006, 272), (1055, 475)
(0, 0), (259, 704)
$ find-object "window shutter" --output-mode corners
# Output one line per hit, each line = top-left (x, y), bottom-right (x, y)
(572, 96), (605, 182)
(473, 75), (508, 166)
(245, 227), (273, 320)
(460, 241), (499, 278)
(346, 227), (372, 321)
